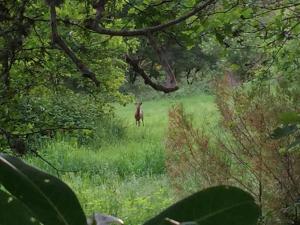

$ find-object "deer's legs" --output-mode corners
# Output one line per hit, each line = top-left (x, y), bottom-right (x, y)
(135, 119), (143, 127)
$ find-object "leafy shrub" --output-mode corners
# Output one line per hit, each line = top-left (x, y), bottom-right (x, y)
(166, 79), (300, 224)
(0, 88), (118, 153)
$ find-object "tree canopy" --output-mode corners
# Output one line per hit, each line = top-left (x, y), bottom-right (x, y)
(1, 0), (300, 152)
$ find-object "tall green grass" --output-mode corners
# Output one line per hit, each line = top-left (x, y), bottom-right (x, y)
(25, 93), (218, 225)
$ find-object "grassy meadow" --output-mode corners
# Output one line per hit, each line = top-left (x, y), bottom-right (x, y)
(25, 94), (218, 225)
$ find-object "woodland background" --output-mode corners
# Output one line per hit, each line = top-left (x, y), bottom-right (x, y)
(0, 0), (300, 224)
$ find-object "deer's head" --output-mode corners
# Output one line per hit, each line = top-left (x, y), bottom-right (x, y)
(135, 102), (142, 107)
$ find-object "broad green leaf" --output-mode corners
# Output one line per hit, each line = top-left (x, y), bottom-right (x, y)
(143, 186), (260, 225)
(0, 189), (39, 225)
(0, 154), (86, 225)
(271, 124), (298, 139)
(241, 8), (253, 19)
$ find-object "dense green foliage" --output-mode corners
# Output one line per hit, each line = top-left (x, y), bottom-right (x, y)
(1, 0), (300, 224)
(1, 0), (300, 152)
(0, 153), (260, 225)
(0, 0), (130, 153)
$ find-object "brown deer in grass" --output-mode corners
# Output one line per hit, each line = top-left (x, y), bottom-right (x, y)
(134, 102), (144, 126)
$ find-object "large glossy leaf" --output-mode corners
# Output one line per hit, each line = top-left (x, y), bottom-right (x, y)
(0, 154), (87, 225)
(271, 124), (298, 139)
(143, 186), (260, 225)
(0, 189), (39, 225)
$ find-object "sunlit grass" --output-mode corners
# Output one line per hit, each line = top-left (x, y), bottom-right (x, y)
(117, 94), (218, 139)
(25, 93), (219, 225)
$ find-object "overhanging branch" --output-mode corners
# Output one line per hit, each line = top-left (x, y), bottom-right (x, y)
(46, 0), (217, 91)
(147, 33), (177, 89)
(49, 5), (100, 86)
(125, 55), (179, 93)
(86, 0), (216, 36)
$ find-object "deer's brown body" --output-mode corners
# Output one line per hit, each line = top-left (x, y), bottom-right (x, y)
(135, 102), (144, 126)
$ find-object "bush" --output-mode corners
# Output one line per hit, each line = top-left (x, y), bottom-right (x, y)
(166, 79), (300, 225)
(0, 88), (117, 154)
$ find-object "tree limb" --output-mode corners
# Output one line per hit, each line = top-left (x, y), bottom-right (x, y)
(147, 33), (177, 89)
(125, 55), (178, 93)
(86, 0), (216, 36)
(47, 0), (216, 91)
(93, 0), (106, 25)
(49, 5), (100, 86)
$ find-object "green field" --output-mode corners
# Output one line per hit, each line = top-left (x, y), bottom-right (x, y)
(25, 94), (218, 225)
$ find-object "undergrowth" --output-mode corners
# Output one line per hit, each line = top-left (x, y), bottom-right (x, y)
(24, 93), (215, 225)
(166, 81), (300, 225)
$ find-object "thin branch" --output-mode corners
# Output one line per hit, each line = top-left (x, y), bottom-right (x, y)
(30, 149), (80, 177)
(25, 127), (92, 136)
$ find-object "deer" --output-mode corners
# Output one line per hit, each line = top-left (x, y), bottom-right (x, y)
(134, 102), (144, 126)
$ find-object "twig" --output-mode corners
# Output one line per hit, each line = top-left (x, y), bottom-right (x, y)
(30, 149), (79, 178)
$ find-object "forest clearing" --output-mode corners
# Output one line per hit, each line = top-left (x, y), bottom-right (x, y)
(25, 94), (217, 225)
(1, 1), (299, 225)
